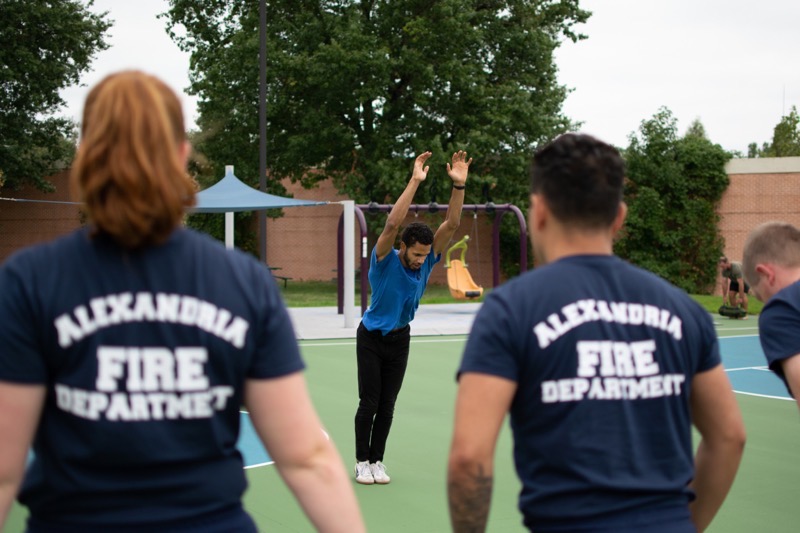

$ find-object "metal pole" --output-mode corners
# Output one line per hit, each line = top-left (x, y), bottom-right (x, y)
(225, 164), (235, 249)
(225, 212), (234, 249)
(343, 200), (355, 327)
(258, 0), (267, 262)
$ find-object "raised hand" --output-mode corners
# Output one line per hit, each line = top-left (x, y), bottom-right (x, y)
(446, 150), (472, 186)
(412, 151), (433, 182)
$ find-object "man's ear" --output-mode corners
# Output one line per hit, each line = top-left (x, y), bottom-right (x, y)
(611, 202), (627, 235)
(755, 263), (774, 285)
(530, 194), (548, 231)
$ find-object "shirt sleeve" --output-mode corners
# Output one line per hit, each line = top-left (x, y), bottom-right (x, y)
(247, 263), (305, 379)
(371, 246), (393, 271)
(695, 306), (722, 373)
(0, 258), (48, 384)
(759, 299), (800, 376)
(458, 291), (519, 382)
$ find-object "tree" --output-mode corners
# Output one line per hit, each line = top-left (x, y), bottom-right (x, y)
(0, 0), (111, 191)
(164, 0), (589, 261)
(617, 108), (730, 293)
(748, 106), (800, 158)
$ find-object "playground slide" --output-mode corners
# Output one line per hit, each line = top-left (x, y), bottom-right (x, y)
(447, 259), (484, 300)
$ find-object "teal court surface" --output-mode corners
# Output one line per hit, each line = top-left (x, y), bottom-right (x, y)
(6, 307), (799, 532)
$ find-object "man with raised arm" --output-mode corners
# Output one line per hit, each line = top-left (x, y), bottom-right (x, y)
(353, 150), (472, 485)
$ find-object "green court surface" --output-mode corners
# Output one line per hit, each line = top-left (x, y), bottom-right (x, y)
(6, 318), (799, 532)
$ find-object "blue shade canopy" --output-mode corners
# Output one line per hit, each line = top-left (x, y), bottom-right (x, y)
(192, 167), (327, 213)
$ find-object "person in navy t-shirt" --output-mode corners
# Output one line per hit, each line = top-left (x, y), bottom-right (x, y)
(447, 133), (745, 533)
(0, 71), (364, 533)
(743, 221), (800, 407)
(353, 150), (471, 485)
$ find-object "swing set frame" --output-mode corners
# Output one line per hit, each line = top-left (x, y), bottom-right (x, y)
(336, 203), (528, 315)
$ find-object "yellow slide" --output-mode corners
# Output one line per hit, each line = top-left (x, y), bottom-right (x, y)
(445, 236), (484, 300)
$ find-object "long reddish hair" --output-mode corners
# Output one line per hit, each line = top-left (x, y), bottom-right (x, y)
(70, 71), (196, 249)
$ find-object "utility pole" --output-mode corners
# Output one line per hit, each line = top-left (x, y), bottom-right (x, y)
(258, 0), (267, 262)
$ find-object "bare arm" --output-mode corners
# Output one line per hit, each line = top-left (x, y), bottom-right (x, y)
(447, 372), (515, 533)
(245, 374), (365, 533)
(0, 382), (45, 529)
(721, 278), (729, 301)
(374, 152), (431, 261)
(780, 354), (800, 411)
(433, 151), (472, 256)
(688, 364), (746, 532)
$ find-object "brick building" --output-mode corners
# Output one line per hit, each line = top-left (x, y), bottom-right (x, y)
(3, 158), (800, 296)
(0, 171), (80, 261)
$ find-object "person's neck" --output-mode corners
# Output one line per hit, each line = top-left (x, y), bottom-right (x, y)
(540, 229), (614, 264)
(776, 266), (800, 291)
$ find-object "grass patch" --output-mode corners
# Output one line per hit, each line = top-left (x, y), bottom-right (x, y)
(690, 293), (763, 316)
(278, 280), (485, 307)
(278, 280), (760, 317)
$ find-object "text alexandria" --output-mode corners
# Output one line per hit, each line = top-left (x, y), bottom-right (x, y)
(54, 292), (250, 349)
(533, 299), (683, 349)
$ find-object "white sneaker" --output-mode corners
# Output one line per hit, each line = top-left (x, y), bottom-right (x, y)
(370, 461), (391, 484)
(354, 461), (374, 485)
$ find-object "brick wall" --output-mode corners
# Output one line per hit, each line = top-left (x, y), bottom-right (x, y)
(265, 178), (499, 289)
(0, 173), (500, 290)
(0, 171), (82, 261)
(716, 157), (800, 294)
(6, 159), (798, 297)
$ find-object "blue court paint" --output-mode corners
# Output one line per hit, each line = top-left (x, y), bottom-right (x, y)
(719, 336), (791, 400)
(238, 411), (273, 468)
(234, 334), (793, 469)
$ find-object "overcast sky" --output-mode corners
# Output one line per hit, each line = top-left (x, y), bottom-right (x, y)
(61, 0), (800, 155)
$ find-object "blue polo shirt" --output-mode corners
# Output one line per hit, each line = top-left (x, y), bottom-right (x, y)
(361, 247), (440, 335)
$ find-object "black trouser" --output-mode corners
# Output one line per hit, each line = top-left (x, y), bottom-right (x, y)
(729, 279), (750, 293)
(354, 321), (410, 463)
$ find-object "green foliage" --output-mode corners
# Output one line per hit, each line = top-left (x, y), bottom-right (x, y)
(617, 108), (730, 293)
(164, 0), (589, 266)
(0, 0), (110, 191)
(748, 106), (800, 157)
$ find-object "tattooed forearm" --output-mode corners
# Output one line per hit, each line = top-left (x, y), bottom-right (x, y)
(448, 464), (493, 533)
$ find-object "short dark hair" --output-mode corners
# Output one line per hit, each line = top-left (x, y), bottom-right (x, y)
(529, 133), (625, 229)
(401, 221), (434, 247)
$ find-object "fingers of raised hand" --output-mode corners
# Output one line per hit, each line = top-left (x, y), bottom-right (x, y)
(451, 151), (471, 166)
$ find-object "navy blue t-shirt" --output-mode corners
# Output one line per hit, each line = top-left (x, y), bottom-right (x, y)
(757, 280), (800, 396)
(459, 255), (720, 532)
(361, 247), (440, 334)
(0, 227), (304, 529)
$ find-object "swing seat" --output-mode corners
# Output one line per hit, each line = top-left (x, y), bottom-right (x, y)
(445, 235), (483, 301)
(447, 260), (484, 300)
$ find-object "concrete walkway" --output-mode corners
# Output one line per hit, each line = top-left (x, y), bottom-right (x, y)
(287, 303), (482, 340)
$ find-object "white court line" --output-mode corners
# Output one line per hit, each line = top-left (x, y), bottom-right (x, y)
(300, 337), (467, 347)
(716, 333), (760, 339)
(733, 390), (793, 401)
(244, 461), (274, 469)
(725, 366), (768, 372)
